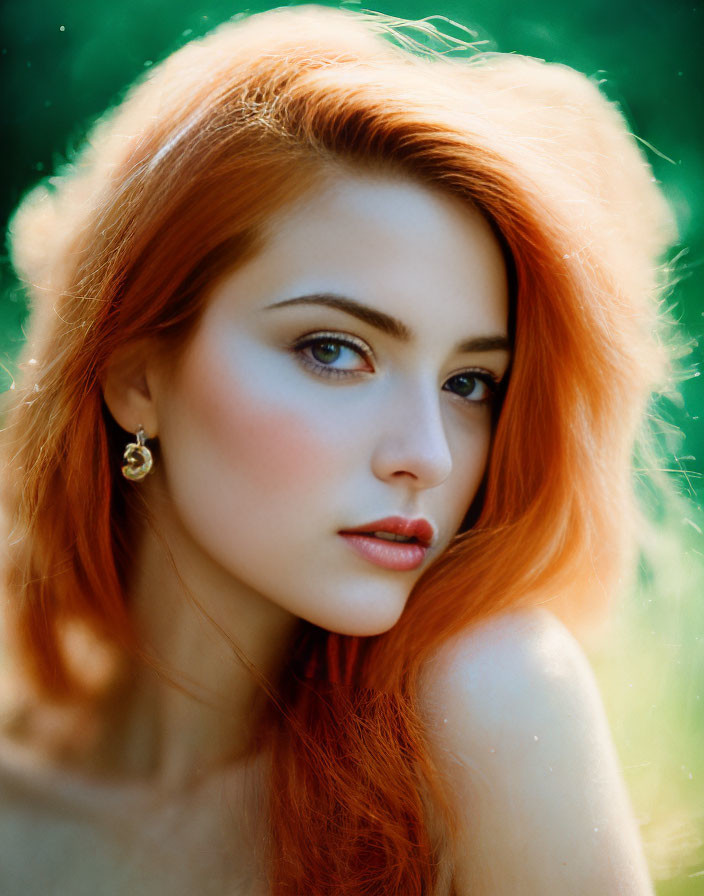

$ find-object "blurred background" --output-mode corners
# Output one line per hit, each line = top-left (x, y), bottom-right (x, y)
(1, 0), (702, 891)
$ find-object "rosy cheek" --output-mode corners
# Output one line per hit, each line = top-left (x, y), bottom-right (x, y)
(224, 401), (326, 495)
(176, 336), (335, 497)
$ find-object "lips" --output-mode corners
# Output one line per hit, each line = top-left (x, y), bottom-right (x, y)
(338, 516), (435, 571)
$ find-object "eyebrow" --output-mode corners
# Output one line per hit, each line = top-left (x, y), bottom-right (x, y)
(264, 293), (511, 354)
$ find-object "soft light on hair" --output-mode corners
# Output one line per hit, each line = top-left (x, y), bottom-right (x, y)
(1, 7), (676, 894)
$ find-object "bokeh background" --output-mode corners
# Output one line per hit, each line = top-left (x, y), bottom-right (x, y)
(2, 0), (703, 891)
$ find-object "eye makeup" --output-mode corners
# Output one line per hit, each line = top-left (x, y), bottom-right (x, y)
(288, 328), (505, 405)
(291, 330), (374, 378)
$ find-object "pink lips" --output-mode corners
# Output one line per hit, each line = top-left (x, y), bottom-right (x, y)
(338, 516), (434, 571)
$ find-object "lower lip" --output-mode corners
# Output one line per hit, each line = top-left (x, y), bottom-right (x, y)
(338, 534), (428, 571)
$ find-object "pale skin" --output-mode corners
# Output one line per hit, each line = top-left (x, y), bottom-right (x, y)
(0, 170), (653, 894)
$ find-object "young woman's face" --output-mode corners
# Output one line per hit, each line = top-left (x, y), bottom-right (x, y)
(149, 170), (510, 635)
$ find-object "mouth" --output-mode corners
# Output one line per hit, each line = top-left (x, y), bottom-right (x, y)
(337, 516), (434, 571)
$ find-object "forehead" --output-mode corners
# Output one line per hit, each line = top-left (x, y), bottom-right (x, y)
(214, 169), (509, 338)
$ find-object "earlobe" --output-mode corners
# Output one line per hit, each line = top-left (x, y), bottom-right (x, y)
(101, 342), (159, 439)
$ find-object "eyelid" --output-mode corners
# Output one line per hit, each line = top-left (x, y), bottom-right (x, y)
(291, 330), (375, 364)
(289, 329), (376, 380)
(446, 366), (503, 386)
(288, 331), (506, 395)
(444, 367), (505, 404)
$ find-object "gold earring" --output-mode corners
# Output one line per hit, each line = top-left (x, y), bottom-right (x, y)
(121, 425), (154, 482)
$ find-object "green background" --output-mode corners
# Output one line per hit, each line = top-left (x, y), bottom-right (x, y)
(2, 0), (703, 891)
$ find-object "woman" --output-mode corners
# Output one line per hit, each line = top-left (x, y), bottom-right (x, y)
(0, 5), (675, 894)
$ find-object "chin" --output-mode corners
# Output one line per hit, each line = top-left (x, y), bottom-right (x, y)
(302, 586), (409, 638)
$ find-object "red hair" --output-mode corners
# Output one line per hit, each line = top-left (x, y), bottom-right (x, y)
(2, 7), (675, 894)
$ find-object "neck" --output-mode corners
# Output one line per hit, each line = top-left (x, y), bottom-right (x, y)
(93, 473), (299, 790)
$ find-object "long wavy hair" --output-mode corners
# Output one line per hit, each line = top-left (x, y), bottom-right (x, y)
(1, 6), (675, 894)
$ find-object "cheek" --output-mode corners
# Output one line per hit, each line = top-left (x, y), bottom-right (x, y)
(197, 375), (321, 493)
(446, 417), (493, 527)
(159, 329), (341, 531)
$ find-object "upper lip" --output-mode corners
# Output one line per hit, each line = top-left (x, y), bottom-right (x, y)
(339, 516), (435, 548)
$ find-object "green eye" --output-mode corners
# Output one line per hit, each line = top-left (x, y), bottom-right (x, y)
(450, 373), (480, 397)
(444, 372), (496, 404)
(310, 341), (342, 364)
(293, 331), (373, 377)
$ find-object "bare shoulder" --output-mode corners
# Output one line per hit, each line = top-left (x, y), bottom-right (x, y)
(419, 606), (600, 738)
(418, 608), (654, 896)
(417, 607), (611, 796)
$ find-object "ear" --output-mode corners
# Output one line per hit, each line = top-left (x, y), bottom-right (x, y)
(100, 341), (160, 438)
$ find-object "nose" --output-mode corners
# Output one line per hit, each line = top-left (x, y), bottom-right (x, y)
(370, 380), (453, 490)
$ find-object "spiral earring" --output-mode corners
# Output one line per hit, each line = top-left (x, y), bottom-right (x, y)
(121, 425), (154, 482)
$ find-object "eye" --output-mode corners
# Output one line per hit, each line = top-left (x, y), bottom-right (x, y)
(443, 371), (499, 405)
(292, 331), (373, 378)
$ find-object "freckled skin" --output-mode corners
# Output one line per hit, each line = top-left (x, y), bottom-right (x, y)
(149, 170), (510, 636)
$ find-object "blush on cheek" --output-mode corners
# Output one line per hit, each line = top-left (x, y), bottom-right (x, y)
(181, 349), (333, 497)
(235, 407), (326, 494)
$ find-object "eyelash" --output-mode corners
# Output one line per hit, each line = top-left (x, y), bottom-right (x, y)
(291, 331), (374, 380)
(290, 331), (501, 405)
